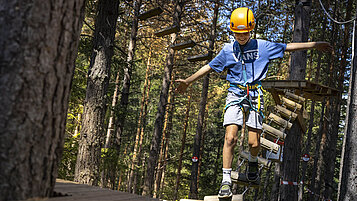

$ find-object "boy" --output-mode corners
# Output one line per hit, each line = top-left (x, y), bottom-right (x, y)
(176, 7), (332, 198)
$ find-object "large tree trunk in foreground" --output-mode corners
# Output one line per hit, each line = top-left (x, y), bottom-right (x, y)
(338, 10), (357, 200)
(0, 0), (85, 200)
(74, 0), (119, 186)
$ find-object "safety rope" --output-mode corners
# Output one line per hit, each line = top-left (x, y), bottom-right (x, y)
(318, 0), (356, 24)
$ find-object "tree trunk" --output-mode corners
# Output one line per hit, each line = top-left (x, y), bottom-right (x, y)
(189, 0), (220, 198)
(271, 163), (281, 201)
(142, 0), (184, 196)
(299, 38), (324, 200)
(282, 1), (311, 200)
(134, 72), (152, 194)
(105, 69), (120, 148)
(308, 99), (326, 201)
(115, 0), (142, 152)
(128, 49), (152, 193)
(174, 95), (192, 201)
(0, 0), (85, 200)
(323, 0), (354, 199)
(159, 94), (175, 198)
(190, 73), (210, 199)
(153, 78), (174, 198)
(74, 0), (119, 186)
(197, 104), (209, 190)
(338, 7), (357, 200)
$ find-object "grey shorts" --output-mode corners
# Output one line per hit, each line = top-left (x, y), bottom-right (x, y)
(223, 92), (264, 129)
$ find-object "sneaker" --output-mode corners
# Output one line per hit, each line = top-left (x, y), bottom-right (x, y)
(247, 161), (259, 181)
(218, 181), (233, 198)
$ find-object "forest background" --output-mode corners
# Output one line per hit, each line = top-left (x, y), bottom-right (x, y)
(12, 0), (354, 200)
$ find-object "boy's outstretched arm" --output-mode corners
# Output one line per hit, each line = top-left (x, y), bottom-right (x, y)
(176, 64), (213, 93)
(286, 42), (332, 52)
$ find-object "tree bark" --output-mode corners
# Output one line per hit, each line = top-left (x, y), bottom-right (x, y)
(308, 99), (326, 201)
(142, 0), (184, 196)
(189, 1), (220, 198)
(338, 7), (357, 200)
(128, 49), (152, 193)
(115, 0), (142, 151)
(323, 0), (354, 199)
(74, 0), (119, 186)
(174, 95), (192, 201)
(189, 74), (210, 199)
(153, 78), (174, 198)
(282, 1), (311, 200)
(0, 0), (85, 200)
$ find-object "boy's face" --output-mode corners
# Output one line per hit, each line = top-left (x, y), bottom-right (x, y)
(234, 32), (251, 45)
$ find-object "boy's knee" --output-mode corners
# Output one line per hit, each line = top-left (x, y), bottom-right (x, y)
(225, 135), (238, 147)
(248, 140), (260, 148)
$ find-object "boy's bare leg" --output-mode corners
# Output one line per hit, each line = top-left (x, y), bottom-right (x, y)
(222, 124), (239, 168)
(219, 124), (239, 198)
(247, 127), (261, 156)
(246, 126), (261, 181)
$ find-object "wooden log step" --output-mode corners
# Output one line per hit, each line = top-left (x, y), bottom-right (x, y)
(268, 113), (292, 129)
(260, 138), (280, 154)
(231, 171), (260, 188)
(170, 40), (196, 50)
(262, 123), (286, 140)
(138, 7), (163, 20)
(240, 151), (271, 168)
(204, 194), (243, 201)
(284, 91), (305, 103)
(188, 52), (213, 62)
(275, 105), (298, 121)
(154, 25), (180, 37)
(281, 97), (302, 111)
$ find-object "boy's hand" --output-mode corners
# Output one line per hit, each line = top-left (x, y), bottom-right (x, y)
(315, 42), (333, 53)
(175, 79), (190, 93)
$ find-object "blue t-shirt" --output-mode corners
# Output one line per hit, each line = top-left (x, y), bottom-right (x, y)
(208, 39), (286, 97)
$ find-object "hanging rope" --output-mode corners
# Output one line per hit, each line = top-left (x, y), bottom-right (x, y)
(318, 0), (356, 24)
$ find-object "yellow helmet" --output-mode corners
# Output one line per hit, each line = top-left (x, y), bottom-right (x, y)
(230, 7), (255, 33)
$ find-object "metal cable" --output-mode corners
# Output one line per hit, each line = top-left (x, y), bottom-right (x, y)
(318, 0), (356, 24)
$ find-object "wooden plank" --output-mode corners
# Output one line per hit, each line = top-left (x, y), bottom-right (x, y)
(262, 123), (286, 140)
(268, 113), (292, 129)
(281, 97), (302, 111)
(138, 7), (163, 20)
(240, 151), (271, 167)
(204, 195), (243, 201)
(270, 88), (281, 105)
(188, 52), (212, 62)
(275, 105), (298, 121)
(261, 80), (339, 99)
(51, 179), (159, 201)
(297, 113), (307, 133)
(170, 40), (196, 50)
(260, 138), (280, 154)
(261, 80), (307, 89)
(154, 25), (180, 37)
(284, 91), (305, 103)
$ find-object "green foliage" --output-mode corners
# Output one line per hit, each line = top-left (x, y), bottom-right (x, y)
(58, 0), (355, 200)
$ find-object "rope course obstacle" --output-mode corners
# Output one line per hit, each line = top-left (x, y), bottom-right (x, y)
(180, 80), (338, 201)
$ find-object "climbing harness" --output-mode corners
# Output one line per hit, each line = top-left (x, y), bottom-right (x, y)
(223, 41), (266, 117)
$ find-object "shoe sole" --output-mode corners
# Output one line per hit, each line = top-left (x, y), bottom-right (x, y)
(218, 193), (233, 198)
